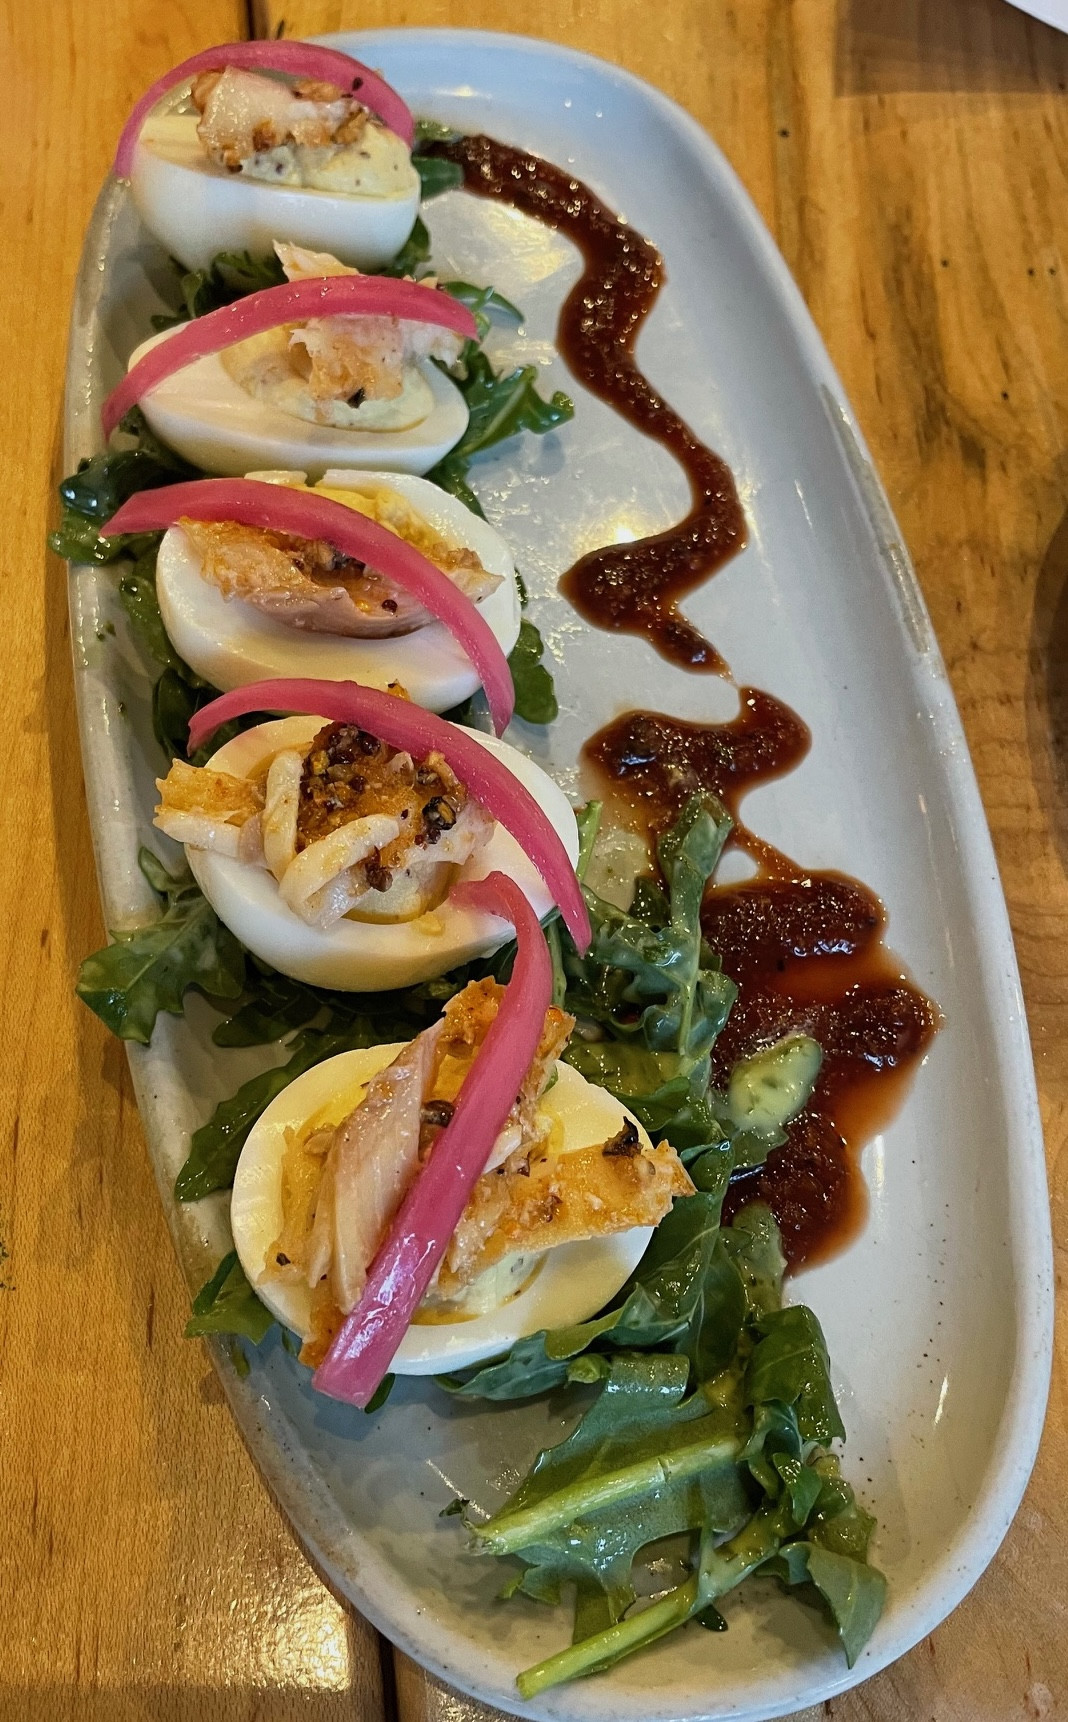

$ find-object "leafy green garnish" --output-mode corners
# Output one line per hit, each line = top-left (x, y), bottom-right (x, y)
(413, 155), (464, 199)
(174, 981), (440, 1201)
(441, 280), (523, 340)
(507, 617), (558, 725)
(116, 541), (185, 673)
(433, 790), (880, 1691)
(427, 349), (574, 516)
(746, 1305), (846, 1445)
(185, 1250), (275, 1343)
(458, 1205), (881, 1701)
(151, 249), (286, 329)
(49, 409), (197, 563)
(177, 1023), (361, 1202)
(76, 849), (244, 1045)
(454, 1201), (882, 1693)
(363, 1372), (396, 1413)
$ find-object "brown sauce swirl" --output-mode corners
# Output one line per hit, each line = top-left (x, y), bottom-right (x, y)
(430, 134), (746, 670)
(431, 131), (939, 1270)
(587, 703), (939, 1268)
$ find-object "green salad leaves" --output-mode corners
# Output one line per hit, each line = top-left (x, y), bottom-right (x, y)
(451, 1192), (883, 1695)
(427, 347), (574, 516)
(559, 795), (821, 1171)
(428, 799), (877, 1691)
(184, 1249), (275, 1343)
(76, 848), (244, 1045)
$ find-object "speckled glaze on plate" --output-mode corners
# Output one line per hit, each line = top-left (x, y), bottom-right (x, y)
(62, 30), (1053, 1722)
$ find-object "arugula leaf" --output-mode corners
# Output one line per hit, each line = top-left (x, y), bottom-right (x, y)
(175, 1026), (353, 1202)
(426, 349), (574, 513)
(175, 995), (428, 1202)
(364, 1372), (396, 1413)
(561, 794), (736, 1093)
(746, 1305), (846, 1445)
(185, 1250), (275, 1343)
(414, 155), (465, 199)
(516, 1498), (796, 1698)
(50, 408), (198, 563)
(49, 511), (156, 566)
(440, 280), (523, 340)
(117, 541), (188, 674)
(806, 1454), (877, 1559)
(440, 1328), (573, 1400)
(76, 849), (245, 1044)
(771, 1543), (887, 1668)
(152, 249), (286, 328)
(508, 618), (558, 724)
(211, 963), (326, 1047)
(721, 1202), (786, 1319)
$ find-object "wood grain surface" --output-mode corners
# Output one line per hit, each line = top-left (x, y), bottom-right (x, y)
(0, 4), (386, 1719)
(4, 0), (1066, 1718)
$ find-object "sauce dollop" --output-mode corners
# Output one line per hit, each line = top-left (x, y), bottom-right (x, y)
(587, 702), (939, 1268)
(430, 134), (746, 670)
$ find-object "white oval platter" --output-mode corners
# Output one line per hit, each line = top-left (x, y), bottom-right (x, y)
(61, 28), (1053, 1722)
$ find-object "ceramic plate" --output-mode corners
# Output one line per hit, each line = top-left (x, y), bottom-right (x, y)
(62, 29), (1053, 1721)
(1006, 0), (1068, 32)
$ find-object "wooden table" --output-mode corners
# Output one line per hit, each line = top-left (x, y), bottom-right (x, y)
(5, 0), (1066, 1716)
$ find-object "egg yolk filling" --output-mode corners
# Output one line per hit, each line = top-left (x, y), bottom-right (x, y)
(154, 717), (494, 927)
(259, 977), (694, 1367)
(219, 244), (465, 431)
(178, 490), (500, 639)
(190, 67), (413, 199)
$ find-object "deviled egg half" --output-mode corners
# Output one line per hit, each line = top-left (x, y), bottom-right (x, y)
(155, 470), (521, 710)
(131, 66), (420, 272)
(153, 714), (578, 989)
(130, 246), (469, 477)
(230, 979), (694, 1374)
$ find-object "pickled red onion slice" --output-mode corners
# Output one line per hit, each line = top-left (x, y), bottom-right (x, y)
(103, 479), (513, 735)
(184, 678), (589, 947)
(113, 39), (414, 177)
(313, 871), (553, 1405)
(101, 274), (477, 440)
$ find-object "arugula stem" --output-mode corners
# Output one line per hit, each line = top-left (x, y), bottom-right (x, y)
(576, 800), (603, 881)
(473, 1434), (740, 1555)
(515, 1499), (795, 1697)
(698, 1499), (794, 1599)
(517, 1572), (700, 1698)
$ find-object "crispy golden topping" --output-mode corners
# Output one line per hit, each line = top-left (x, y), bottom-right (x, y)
(296, 722), (472, 865)
(156, 759), (263, 823)
(426, 978), (573, 1159)
(438, 1137), (693, 1296)
(180, 500), (496, 641)
(191, 66), (371, 171)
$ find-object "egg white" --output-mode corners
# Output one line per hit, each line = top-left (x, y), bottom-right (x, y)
(155, 470), (521, 708)
(131, 108), (421, 273)
(187, 715), (579, 990)
(230, 1048), (654, 1374)
(128, 326), (469, 479)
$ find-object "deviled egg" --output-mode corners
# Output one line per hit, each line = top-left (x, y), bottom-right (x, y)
(153, 714), (578, 989)
(127, 246), (469, 477)
(230, 981), (694, 1374)
(155, 470), (521, 709)
(130, 65), (420, 272)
